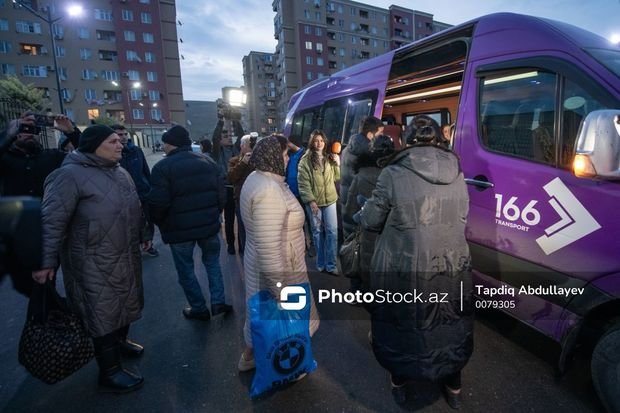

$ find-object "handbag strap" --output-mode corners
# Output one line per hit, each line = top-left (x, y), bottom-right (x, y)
(26, 280), (65, 323)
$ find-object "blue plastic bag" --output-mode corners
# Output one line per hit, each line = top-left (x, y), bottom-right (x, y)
(249, 282), (317, 398)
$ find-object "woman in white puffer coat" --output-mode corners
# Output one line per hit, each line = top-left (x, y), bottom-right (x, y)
(237, 134), (320, 371)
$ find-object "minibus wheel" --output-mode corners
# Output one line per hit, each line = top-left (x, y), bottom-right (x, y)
(591, 322), (620, 412)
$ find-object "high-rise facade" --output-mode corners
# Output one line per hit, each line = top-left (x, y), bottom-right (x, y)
(268, 0), (451, 127)
(0, 0), (184, 141)
(242, 51), (277, 134)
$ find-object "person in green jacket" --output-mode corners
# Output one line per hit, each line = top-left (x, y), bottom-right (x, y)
(298, 129), (341, 275)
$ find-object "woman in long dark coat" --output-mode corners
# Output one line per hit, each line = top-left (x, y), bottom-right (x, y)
(33, 124), (150, 393)
(360, 116), (473, 408)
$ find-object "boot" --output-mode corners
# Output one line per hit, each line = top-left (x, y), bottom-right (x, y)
(95, 344), (144, 393)
(120, 338), (144, 358)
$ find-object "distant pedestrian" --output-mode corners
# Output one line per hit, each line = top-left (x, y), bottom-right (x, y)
(200, 138), (214, 161)
(34, 124), (149, 393)
(360, 115), (473, 408)
(237, 134), (320, 371)
(147, 125), (232, 321)
(112, 124), (157, 257)
(212, 122), (241, 254)
(227, 133), (257, 255)
(298, 130), (341, 275)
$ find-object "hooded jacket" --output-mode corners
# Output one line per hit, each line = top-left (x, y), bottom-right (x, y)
(41, 151), (144, 337)
(361, 145), (473, 381)
(339, 133), (371, 205)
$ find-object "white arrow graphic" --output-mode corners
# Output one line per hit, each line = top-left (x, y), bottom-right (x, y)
(536, 178), (601, 255)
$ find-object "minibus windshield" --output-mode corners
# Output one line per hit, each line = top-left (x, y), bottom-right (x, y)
(586, 48), (620, 77)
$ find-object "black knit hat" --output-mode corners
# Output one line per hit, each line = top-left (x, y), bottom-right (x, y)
(162, 125), (191, 148)
(78, 124), (115, 153)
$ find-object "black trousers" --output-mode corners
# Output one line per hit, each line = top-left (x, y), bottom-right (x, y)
(392, 371), (462, 389)
(92, 325), (130, 353)
(224, 187), (236, 248)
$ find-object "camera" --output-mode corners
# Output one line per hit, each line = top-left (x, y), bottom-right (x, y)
(17, 123), (41, 135)
(217, 102), (242, 121)
(34, 113), (55, 127)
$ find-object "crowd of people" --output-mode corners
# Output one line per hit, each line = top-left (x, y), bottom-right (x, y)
(0, 112), (472, 409)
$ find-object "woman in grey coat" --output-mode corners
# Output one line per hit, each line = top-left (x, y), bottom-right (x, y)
(360, 116), (473, 409)
(33, 124), (150, 393)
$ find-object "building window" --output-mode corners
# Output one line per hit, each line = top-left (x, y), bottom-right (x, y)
(1, 63), (16, 75)
(305, 41), (313, 50)
(52, 24), (64, 39)
(84, 89), (97, 100)
(127, 70), (140, 80)
(338, 19), (344, 27)
(150, 108), (161, 120)
(55, 46), (65, 57)
(132, 108), (144, 119)
(126, 50), (139, 61)
(316, 43), (323, 52)
(148, 90), (160, 101)
(317, 57), (324, 66)
(0, 40), (11, 53)
(87, 109), (100, 119)
(143, 33), (154, 43)
(94, 9), (112, 21)
(315, 11), (321, 21)
(99, 50), (118, 61)
(80, 48), (92, 60)
(351, 36), (356, 44)
(16, 20), (42, 34)
(141, 12), (152, 24)
(304, 10), (310, 19)
(61, 88), (72, 100)
(130, 89), (141, 101)
(122, 10), (134, 21)
(58, 67), (67, 80)
(77, 27), (89, 39)
(139, 0), (151, 3)
(124, 31), (136, 41)
(304, 25), (311, 34)
(339, 48), (345, 56)
(338, 33), (344, 42)
(315, 27), (322, 36)
(307, 71), (313, 80)
(81, 69), (97, 80)
(306, 56), (313, 65)
(0, 19), (8, 31)
(101, 70), (119, 81)
(147, 71), (157, 82)
(144, 52), (155, 62)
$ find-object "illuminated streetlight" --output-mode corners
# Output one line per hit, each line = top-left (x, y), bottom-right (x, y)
(611, 34), (620, 44)
(12, 0), (83, 114)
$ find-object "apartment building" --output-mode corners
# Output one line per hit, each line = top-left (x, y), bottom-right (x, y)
(268, 0), (451, 126)
(0, 0), (184, 143)
(242, 51), (277, 134)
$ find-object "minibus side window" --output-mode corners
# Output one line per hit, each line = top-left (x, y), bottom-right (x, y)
(342, 98), (373, 145)
(322, 103), (347, 144)
(291, 109), (319, 146)
(479, 70), (557, 165)
(560, 79), (608, 168)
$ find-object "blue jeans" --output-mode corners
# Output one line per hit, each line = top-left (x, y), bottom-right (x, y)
(169, 235), (226, 312)
(307, 202), (338, 272)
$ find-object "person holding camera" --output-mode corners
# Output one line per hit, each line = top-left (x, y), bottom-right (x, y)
(227, 133), (258, 256)
(0, 112), (80, 296)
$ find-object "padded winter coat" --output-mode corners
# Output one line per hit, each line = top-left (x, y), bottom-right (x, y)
(297, 152), (340, 207)
(339, 133), (371, 205)
(361, 145), (473, 381)
(41, 151), (144, 338)
(147, 147), (225, 244)
(240, 170), (320, 347)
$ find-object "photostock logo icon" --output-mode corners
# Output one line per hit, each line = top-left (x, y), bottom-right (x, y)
(278, 282), (307, 311)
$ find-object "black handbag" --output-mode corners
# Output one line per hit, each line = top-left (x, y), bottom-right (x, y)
(339, 229), (361, 278)
(18, 282), (94, 384)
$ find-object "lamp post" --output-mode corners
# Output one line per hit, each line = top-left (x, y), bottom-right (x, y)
(12, 1), (83, 114)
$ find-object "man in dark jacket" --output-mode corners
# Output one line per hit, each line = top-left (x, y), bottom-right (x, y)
(113, 124), (157, 257)
(147, 125), (231, 320)
(0, 113), (80, 296)
(340, 116), (384, 239)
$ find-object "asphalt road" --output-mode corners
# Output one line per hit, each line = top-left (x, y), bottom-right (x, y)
(0, 151), (606, 413)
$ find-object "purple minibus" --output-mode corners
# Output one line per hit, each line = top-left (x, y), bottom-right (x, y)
(283, 13), (620, 411)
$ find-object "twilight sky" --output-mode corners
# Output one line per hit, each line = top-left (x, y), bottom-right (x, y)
(176, 0), (620, 101)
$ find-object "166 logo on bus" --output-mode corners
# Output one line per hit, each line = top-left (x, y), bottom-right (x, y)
(495, 194), (540, 232)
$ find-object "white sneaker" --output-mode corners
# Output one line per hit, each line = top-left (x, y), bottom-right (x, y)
(238, 353), (256, 372)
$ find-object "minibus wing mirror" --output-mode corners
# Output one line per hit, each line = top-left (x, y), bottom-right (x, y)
(573, 110), (620, 180)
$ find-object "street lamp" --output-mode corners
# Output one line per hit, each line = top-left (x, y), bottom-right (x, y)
(12, 1), (83, 115)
